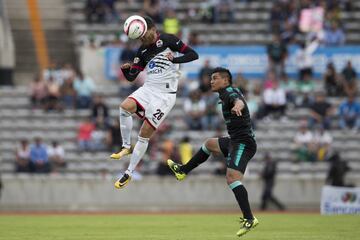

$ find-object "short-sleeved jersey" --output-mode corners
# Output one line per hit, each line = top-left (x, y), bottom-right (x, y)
(218, 86), (255, 141)
(132, 33), (188, 92)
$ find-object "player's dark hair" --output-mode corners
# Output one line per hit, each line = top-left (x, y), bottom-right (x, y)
(144, 16), (155, 29)
(212, 67), (232, 85)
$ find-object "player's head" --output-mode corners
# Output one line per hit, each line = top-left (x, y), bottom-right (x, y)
(210, 67), (233, 92)
(140, 16), (157, 45)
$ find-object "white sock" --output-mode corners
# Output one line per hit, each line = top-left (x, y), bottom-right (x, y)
(120, 107), (133, 149)
(127, 136), (149, 173)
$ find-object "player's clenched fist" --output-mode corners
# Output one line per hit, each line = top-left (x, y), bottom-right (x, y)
(121, 63), (132, 69)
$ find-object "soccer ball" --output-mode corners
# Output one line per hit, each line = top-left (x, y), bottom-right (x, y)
(123, 15), (147, 39)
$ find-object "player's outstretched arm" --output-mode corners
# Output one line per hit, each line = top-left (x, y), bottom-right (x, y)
(169, 47), (199, 64)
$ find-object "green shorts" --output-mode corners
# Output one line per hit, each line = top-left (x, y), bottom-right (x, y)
(218, 137), (257, 174)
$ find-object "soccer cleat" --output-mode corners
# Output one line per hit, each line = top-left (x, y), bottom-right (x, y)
(114, 172), (132, 189)
(110, 146), (133, 160)
(236, 217), (259, 237)
(167, 159), (186, 181)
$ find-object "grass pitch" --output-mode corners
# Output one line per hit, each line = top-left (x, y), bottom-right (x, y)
(0, 213), (359, 240)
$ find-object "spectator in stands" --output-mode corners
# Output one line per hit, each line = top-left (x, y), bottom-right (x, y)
(280, 21), (296, 44)
(47, 141), (66, 173)
(30, 74), (47, 109)
(308, 91), (333, 130)
(262, 80), (287, 120)
(269, 4), (283, 34)
(295, 38), (319, 81)
(267, 34), (288, 77)
(91, 95), (110, 128)
(85, 0), (105, 24)
(324, 22), (345, 46)
(198, 59), (213, 93)
(91, 124), (107, 151)
(119, 42), (136, 65)
(199, 1), (216, 23)
(188, 31), (202, 46)
(163, 9), (181, 36)
(234, 72), (249, 96)
(213, 0), (235, 23)
(338, 94), (360, 132)
(29, 137), (51, 173)
(61, 77), (77, 109)
(326, 152), (351, 187)
(74, 69), (95, 109)
(157, 138), (177, 176)
(45, 76), (62, 112)
(202, 93), (220, 130)
(106, 119), (122, 152)
(184, 90), (206, 130)
(43, 62), (63, 85)
(245, 92), (259, 129)
(280, 72), (297, 107)
(312, 125), (333, 161)
(143, 0), (164, 24)
(341, 61), (358, 96)
(260, 152), (285, 211)
(15, 140), (31, 173)
(77, 118), (96, 151)
(103, 0), (119, 23)
(324, 62), (342, 96)
(179, 136), (192, 165)
(61, 63), (76, 82)
(293, 121), (315, 162)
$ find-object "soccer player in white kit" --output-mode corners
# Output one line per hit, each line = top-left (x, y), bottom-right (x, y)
(111, 16), (198, 189)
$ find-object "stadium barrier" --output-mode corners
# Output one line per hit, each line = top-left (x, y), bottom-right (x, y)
(1, 175), (360, 211)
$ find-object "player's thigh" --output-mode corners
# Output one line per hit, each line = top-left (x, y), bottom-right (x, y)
(145, 93), (176, 129)
(204, 138), (222, 154)
(120, 97), (137, 113)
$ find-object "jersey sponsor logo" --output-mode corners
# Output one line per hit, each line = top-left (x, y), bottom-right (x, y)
(156, 39), (163, 47)
(149, 60), (156, 69)
(133, 57), (140, 64)
(149, 68), (163, 74)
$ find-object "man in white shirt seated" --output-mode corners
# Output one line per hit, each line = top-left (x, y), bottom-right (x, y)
(47, 141), (66, 173)
(262, 80), (287, 120)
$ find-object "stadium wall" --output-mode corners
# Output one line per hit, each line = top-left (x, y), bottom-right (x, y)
(1, 175), (359, 211)
(100, 46), (360, 80)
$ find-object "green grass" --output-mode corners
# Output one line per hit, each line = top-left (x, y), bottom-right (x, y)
(0, 213), (359, 240)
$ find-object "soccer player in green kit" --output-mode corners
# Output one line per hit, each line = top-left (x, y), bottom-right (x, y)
(168, 67), (259, 237)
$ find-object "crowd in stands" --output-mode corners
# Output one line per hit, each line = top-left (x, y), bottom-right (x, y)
(15, 138), (66, 174)
(270, 0), (351, 46)
(30, 62), (96, 111)
(13, 0), (359, 175)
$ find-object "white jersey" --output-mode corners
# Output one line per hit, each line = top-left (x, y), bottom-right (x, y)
(131, 33), (188, 93)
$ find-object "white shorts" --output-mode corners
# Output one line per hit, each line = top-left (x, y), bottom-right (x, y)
(129, 86), (176, 129)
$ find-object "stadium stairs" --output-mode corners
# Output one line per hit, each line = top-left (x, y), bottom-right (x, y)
(4, 0), (76, 84)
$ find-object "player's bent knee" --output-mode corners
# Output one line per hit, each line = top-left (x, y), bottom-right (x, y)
(120, 107), (132, 117)
(204, 138), (220, 153)
(120, 98), (137, 113)
(226, 170), (243, 185)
